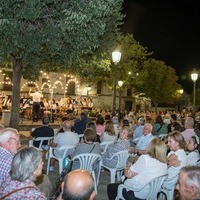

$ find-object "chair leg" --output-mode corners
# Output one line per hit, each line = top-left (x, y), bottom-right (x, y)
(116, 170), (122, 182)
(47, 158), (50, 175)
(110, 169), (116, 183)
(92, 171), (98, 195)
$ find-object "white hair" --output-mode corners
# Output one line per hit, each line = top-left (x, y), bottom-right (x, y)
(0, 128), (19, 144)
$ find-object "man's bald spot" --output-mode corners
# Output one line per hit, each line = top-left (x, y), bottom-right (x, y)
(65, 170), (94, 194)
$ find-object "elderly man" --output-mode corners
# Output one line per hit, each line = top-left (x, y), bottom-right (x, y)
(130, 123), (154, 155)
(49, 120), (79, 171)
(176, 166), (200, 200)
(133, 117), (145, 145)
(0, 128), (21, 185)
(59, 169), (95, 200)
(182, 117), (196, 144)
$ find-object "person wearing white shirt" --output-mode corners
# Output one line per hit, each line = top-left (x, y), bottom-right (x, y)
(29, 88), (43, 122)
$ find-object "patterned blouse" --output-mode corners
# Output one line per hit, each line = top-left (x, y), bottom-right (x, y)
(102, 138), (130, 168)
(0, 178), (47, 200)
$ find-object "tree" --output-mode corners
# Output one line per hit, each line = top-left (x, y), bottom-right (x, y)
(0, 0), (124, 129)
(135, 59), (181, 112)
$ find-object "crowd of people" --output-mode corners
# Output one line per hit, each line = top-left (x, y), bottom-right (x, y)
(1, 109), (200, 199)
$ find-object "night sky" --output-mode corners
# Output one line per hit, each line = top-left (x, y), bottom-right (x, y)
(121, 0), (200, 93)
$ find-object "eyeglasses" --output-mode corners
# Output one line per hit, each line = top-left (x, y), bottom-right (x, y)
(10, 137), (21, 144)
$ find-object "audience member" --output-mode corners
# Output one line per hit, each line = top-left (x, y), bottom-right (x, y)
(49, 120), (79, 171)
(107, 137), (167, 200)
(182, 117), (196, 145)
(102, 126), (131, 168)
(176, 166), (200, 200)
(71, 128), (101, 170)
(167, 114), (177, 133)
(0, 147), (46, 199)
(96, 116), (105, 136)
(132, 117), (145, 145)
(129, 123), (154, 155)
(73, 112), (91, 135)
(59, 169), (95, 200)
(0, 128), (21, 185)
(162, 131), (187, 190)
(86, 121), (100, 143)
(31, 117), (54, 148)
(153, 115), (168, 135)
(100, 120), (117, 143)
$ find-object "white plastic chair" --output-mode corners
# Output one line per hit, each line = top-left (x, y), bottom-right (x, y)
(158, 174), (179, 200)
(29, 136), (54, 159)
(100, 141), (114, 154)
(98, 150), (130, 183)
(72, 153), (102, 194)
(116, 175), (167, 200)
(29, 136), (54, 150)
(46, 144), (76, 175)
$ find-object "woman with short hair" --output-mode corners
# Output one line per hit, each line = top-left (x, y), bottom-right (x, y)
(107, 137), (168, 200)
(0, 147), (46, 199)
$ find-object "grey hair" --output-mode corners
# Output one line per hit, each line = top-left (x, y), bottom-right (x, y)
(185, 117), (194, 128)
(181, 166), (200, 196)
(0, 128), (19, 144)
(10, 147), (42, 182)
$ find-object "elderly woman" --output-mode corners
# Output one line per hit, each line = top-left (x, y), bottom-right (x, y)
(102, 126), (131, 168)
(71, 128), (101, 170)
(0, 147), (46, 199)
(107, 137), (168, 200)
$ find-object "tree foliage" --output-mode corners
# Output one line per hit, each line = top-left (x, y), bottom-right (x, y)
(0, 0), (124, 129)
(134, 59), (181, 111)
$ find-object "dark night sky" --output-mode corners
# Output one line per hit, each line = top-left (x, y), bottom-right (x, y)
(121, 0), (200, 93)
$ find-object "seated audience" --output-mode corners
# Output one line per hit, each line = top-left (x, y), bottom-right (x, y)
(181, 116), (196, 145)
(0, 147), (46, 199)
(162, 131), (187, 190)
(107, 137), (168, 200)
(132, 117), (145, 145)
(71, 128), (101, 170)
(102, 126), (131, 168)
(73, 112), (91, 135)
(0, 128), (21, 185)
(129, 123), (154, 155)
(153, 115), (168, 136)
(100, 120), (117, 143)
(176, 166), (200, 200)
(59, 169), (95, 200)
(96, 116), (105, 136)
(49, 120), (79, 171)
(31, 117), (54, 148)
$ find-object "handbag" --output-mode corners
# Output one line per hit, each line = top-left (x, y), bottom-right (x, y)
(50, 160), (72, 200)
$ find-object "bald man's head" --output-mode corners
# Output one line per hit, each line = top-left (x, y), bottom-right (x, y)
(62, 169), (95, 200)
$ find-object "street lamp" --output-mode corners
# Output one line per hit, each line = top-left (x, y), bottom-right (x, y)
(112, 51), (121, 116)
(191, 69), (198, 113)
(118, 80), (123, 120)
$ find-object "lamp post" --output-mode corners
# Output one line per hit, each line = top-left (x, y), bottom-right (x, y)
(191, 69), (198, 113)
(112, 51), (121, 117)
(118, 80), (123, 120)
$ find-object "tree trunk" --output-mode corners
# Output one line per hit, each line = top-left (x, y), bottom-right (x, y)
(9, 56), (22, 130)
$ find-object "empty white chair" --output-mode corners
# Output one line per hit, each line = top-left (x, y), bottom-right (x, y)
(116, 175), (167, 200)
(100, 141), (114, 154)
(98, 150), (129, 184)
(72, 153), (102, 194)
(46, 144), (76, 175)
